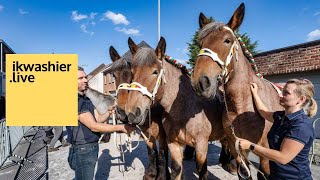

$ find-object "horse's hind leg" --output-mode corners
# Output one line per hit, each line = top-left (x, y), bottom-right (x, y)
(144, 135), (158, 180)
(195, 140), (209, 180)
(168, 142), (183, 180)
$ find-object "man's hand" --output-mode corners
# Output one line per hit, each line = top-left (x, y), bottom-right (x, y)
(122, 124), (136, 134)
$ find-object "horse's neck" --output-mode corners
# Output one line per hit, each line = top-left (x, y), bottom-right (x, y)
(85, 88), (115, 114)
(159, 60), (193, 111)
(224, 53), (255, 111)
(225, 52), (282, 113)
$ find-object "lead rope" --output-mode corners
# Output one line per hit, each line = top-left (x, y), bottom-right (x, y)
(112, 112), (140, 175)
(221, 84), (250, 179)
(221, 79), (267, 180)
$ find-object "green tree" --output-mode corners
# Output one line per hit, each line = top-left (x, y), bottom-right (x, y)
(187, 18), (258, 68)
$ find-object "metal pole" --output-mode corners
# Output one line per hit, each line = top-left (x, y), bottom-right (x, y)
(0, 42), (2, 72)
(158, 0), (160, 41)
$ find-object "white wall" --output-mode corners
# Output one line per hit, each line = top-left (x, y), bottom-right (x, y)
(88, 72), (104, 93)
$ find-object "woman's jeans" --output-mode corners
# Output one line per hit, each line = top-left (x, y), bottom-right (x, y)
(68, 142), (99, 180)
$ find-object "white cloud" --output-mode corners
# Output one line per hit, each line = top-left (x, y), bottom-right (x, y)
(307, 29), (320, 41)
(177, 46), (188, 54)
(80, 24), (94, 36)
(80, 24), (88, 33)
(102, 11), (129, 25)
(115, 27), (140, 36)
(71, 11), (88, 21)
(182, 46), (188, 54)
(0, 5), (4, 12)
(19, 8), (29, 15)
(89, 12), (97, 26)
(314, 11), (320, 16)
(90, 12), (97, 19)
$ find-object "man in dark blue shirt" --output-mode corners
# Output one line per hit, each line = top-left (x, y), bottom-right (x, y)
(67, 67), (135, 180)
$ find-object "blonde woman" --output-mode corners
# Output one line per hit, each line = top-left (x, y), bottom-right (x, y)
(239, 79), (317, 180)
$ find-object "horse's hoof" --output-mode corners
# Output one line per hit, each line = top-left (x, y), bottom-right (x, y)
(144, 168), (157, 180)
(143, 174), (157, 180)
(223, 163), (237, 176)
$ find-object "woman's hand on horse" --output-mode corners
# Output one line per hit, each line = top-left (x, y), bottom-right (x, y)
(237, 138), (252, 150)
(250, 82), (258, 95)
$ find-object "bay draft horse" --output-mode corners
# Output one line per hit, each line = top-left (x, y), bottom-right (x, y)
(106, 46), (169, 180)
(191, 3), (283, 179)
(124, 37), (226, 180)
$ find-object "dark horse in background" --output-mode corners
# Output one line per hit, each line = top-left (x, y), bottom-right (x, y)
(124, 37), (226, 180)
(106, 46), (169, 180)
(191, 3), (283, 179)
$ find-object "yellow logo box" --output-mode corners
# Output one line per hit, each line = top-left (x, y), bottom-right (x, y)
(6, 54), (78, 126)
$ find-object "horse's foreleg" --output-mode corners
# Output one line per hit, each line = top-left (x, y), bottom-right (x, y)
(258, 140), (270, 180)
(219, 137), (234, 169)
(258, 157), (270, 180)
(183, 145), (195, 160)
(156, 126), (169, 180)
(226, 137), (252, 180)
(168, 142), (183, 180)
(195, 140), (209, 180)
(144, 135), (158, 180)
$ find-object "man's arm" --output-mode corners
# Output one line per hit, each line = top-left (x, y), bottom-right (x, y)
(94, 109), (112, 123)
(79, 112), (130, 133)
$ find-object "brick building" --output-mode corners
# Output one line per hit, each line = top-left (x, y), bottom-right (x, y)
(254, 39), (320, 119)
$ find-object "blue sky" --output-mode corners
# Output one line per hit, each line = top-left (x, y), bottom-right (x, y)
(0, 0), (320, 73)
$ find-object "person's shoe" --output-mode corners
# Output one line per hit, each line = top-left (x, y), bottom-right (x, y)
(47, 147), (59, 152)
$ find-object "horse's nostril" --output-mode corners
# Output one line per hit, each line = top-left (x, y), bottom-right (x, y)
(117, 108), (126, 116)
(128, 113), (135, 122)
(199, 76), (211, 91)
(136, 107), (141, 117)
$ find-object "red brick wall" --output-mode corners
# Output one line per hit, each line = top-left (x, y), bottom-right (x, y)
(254, 41), (320, 76)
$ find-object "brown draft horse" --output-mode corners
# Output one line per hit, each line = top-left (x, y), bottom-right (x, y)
(191, 3), (283, 179)
(106, 46), (169, 180)
(124, 37), (226, 180)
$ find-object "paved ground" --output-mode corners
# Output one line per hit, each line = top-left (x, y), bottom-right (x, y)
(1, 128), (320, 180)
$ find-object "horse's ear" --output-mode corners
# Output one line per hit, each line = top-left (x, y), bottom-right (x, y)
(227, 3), (245, 31)
(128, 37), (138, 55)
(199, 12), (211, 29)
(109, 46), (121, 62)
(155, 37), (166, 60)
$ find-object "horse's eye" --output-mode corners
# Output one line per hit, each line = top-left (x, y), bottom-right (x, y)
(224, 38), (231, 44)
(153, 70), (158, 75)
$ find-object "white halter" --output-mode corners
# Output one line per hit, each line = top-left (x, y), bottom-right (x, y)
(116, 69), (166, 101)
(197, 26), (239, 82)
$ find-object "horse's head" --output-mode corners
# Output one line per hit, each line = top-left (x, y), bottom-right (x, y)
(124, 37), (166, 125)
(191, 3), (245, 99)
(109, 46), (132, 122)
